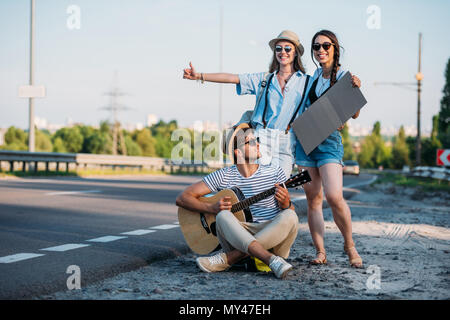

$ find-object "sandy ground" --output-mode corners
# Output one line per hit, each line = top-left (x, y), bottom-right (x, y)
(38, 181), (450, 300)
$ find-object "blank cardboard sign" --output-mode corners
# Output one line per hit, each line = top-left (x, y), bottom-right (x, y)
(292, 72), (367, 155)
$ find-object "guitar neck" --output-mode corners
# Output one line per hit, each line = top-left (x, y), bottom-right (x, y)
(231, 187), (276, 213)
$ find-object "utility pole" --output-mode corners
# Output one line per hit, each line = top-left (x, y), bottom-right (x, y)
(374, 32), (424, 166)
(218, 3), (223, 134)
(415, 33), (423, 166)
(28, 0), (36, 152)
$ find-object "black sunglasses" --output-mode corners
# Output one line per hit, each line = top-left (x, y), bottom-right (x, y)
(241, 137), (260, 147)
(275, 45), (293, 53)
(312, 42), (334, 51)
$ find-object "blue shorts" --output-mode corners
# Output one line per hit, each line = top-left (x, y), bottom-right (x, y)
(295, 131), (344, 168)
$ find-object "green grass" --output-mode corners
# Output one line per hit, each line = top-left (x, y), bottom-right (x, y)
(374, 172), (450, 192)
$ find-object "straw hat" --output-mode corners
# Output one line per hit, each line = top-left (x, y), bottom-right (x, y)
(268, 30), (304, 56)
(222, 122), (252, 164)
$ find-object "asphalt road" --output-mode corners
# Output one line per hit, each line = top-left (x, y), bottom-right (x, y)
(0, 173), (374, 299)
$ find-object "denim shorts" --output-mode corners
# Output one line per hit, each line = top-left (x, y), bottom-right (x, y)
(295, 130), (344, 168)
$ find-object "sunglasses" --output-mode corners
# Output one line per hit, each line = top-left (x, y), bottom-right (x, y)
(312, 42), (334, 51)
(275, 45), (293, 53)
(239, 137), (260, 147)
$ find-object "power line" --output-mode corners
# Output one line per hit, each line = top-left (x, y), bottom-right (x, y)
(99, 71), (132, 155)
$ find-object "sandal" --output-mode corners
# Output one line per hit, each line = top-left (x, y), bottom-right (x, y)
(310, 251), (327, 265)
(344, 246), (363, 268)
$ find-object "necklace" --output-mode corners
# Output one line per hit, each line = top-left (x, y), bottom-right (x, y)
(317, 74), (329, 97)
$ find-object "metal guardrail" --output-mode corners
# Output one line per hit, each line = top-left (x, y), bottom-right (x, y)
(408, 166), (450, 181)
(0, 150), (224, 174)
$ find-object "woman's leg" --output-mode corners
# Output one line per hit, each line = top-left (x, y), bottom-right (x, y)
(319, 163), (362, 267)
(298, 165), (326, 263)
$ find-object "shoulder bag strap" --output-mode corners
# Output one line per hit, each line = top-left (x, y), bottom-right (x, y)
(285, 76), (311, 133)
(261, 72), (275, 128)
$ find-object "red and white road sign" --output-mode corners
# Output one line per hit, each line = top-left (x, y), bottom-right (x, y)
(437, 149), (450, 166)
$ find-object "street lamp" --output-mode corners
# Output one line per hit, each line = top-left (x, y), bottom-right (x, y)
(29, 0), (36, 152)
(415, 33), (423, 166)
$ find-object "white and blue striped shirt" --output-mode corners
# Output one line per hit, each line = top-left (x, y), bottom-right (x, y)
(202, 165), (287, 222)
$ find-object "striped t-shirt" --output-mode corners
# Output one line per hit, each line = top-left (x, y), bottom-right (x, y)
(202, 165), (287, 222)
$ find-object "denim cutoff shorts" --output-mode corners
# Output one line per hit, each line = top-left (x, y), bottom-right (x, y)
(295, 130), (344, 168)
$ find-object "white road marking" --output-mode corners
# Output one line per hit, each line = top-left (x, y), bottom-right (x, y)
(149, 224), (179, 230)
(86, 236), (127, 243)
(0, 253), (45, 264)
(45, 190), (101, 196)
(40, 243), (90, 252)
(120, 230), (156, 236)
(292, 195), (307, 201)
(345, 176), (378, 188)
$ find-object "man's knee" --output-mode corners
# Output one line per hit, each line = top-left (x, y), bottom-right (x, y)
(279, 209), (299, 229)
(216, 210), (233, 227)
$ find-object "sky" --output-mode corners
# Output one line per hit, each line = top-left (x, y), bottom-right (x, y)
(1, 0), (449, 134)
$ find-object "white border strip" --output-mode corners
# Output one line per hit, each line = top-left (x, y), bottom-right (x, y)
(86, 236), (127, 243)
(149, 224), (179, 230)
(45, 190), (101, 196)
(0, 253), (45, 264)
(40, 244), (91, 252)
(120, 230), (156, 236)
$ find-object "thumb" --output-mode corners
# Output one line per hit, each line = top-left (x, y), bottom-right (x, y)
(189, 61), (194, 70)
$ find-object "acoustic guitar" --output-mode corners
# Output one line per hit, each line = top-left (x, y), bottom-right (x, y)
(177, 170), (311, 254)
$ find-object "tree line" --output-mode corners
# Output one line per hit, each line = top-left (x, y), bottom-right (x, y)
(0, 120), (179, 159)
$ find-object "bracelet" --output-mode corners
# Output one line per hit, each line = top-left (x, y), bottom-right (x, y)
(281, 200), (292, 210)
(201, 73), (205, 84)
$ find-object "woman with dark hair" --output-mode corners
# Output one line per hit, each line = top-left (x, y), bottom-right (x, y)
(295, 30), (363, 268)
(183, 30), (311, 178)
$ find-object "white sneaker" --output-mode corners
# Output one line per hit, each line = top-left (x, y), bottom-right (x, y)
(196, 252), (230, 273)
(269, 256), (293, 279)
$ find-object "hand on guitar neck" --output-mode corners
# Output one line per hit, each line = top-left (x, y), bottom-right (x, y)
(274, 184), (293, 210)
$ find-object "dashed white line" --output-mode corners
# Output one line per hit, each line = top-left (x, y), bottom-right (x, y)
(120, 230), (157, 236)
(1, 223), (180, 263)
(0, 253), (45, 264)
(86, 236), (127, 243)
(149, 224), (179, 230)
(45, 190), (102, 196)
(40, 244), (91, 252)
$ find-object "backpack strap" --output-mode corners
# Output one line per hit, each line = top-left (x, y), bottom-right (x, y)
(285, 75), (311, 134)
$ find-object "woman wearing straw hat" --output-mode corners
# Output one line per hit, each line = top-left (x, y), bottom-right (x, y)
(183, 30), (311, 178)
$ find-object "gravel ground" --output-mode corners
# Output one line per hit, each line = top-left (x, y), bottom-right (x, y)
(38, 182), (450, 300)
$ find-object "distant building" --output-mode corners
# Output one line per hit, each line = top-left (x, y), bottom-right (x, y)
(147, 114), (158, 127)
(346, 121), (431, 138)
(189, 120), (222, 132)
(0, 128), (6, 145)
(123, 122), (144, 132)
